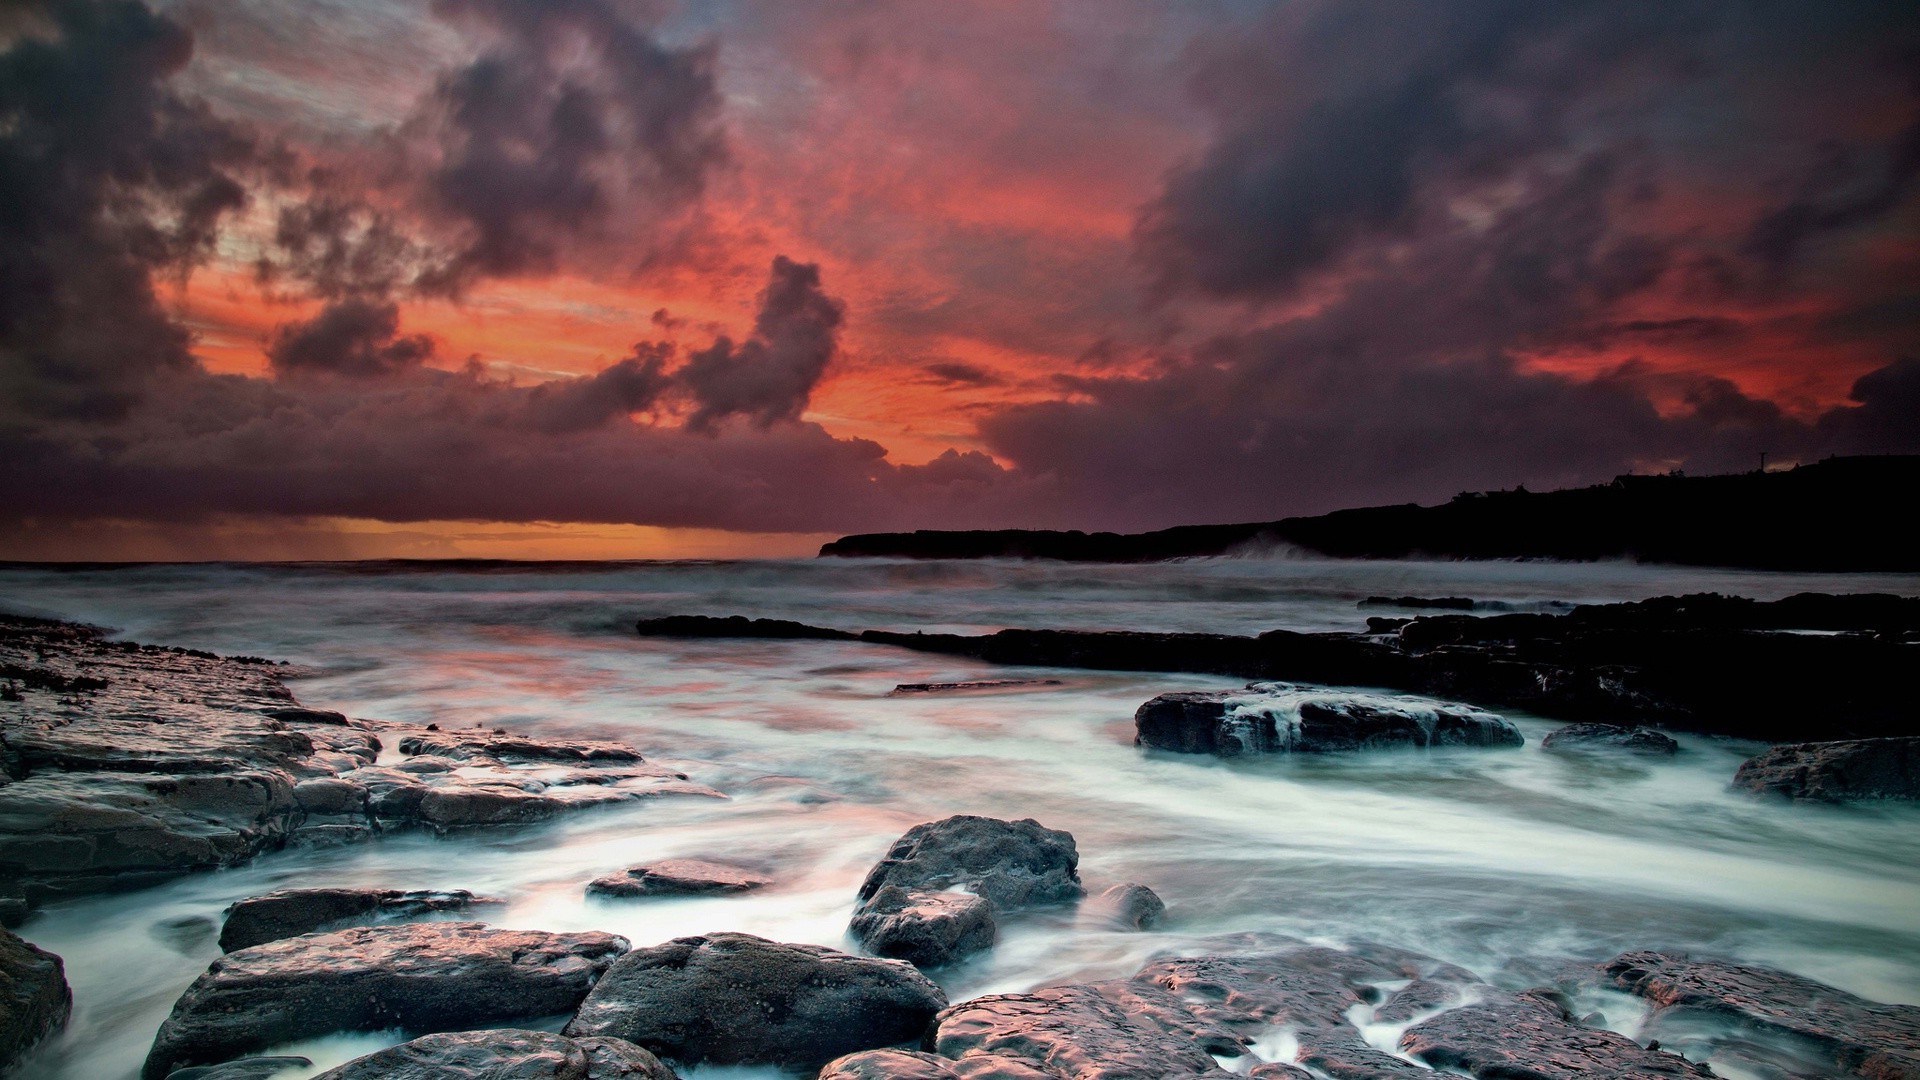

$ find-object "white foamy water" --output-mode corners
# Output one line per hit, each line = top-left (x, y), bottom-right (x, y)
(3, 556), (1918, 1079)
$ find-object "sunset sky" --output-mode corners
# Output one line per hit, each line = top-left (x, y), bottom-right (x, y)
(2, 0), (1916, 559)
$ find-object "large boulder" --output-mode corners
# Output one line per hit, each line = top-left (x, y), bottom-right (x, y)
(849, 887), (995, 968)
(1606, 950), (1920, 1078)
(311, 1029), (675, 1080)
(850, 816), (1083, 968)
(587, 859), (770, 898)
(2, 927), (71, 1072)
(564, 932), (946, 1070)
(143, 923), (628, 1079)
(1732, 737), (1920, 801)
(218, 887), (499, 951)
(1541, 723), (1679, 755)
(1135, 685), (1522, 757)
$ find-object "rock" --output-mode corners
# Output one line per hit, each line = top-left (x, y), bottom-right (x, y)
(890, 679), (1064, 695)
(587, 859), (770, 898)
(1397, 988), (1707, 1078)
(1732, 737), (1920, 801)
(565, 932), (946, 1070)
(850, 816), (1082, 968)
(143, 923), (628, 1079)
(1542, 723), (1679, 755)
(2, 926), (72, 1072)
(1606, 950), (1920, 1078)
(1082, 883), (1165, 930)
(395, 732), (644, 763)
(818, 1049), (974, 1079)
(856, 816), (1084, 911)
(166, 1058), (312, 1079)
(0, 616), (723, 917)
(850, 886), (996, 968)
(310, 1029), (675, 1080)
(930, 982), (1236, 1079)
(1135, 685), (1522, 756)
(218, 887), (500, 951)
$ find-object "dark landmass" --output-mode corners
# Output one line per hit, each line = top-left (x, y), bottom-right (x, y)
(820, 454), (1920, 570)
(637, 592), (1920, 741)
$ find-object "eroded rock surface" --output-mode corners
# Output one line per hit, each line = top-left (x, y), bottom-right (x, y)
(850, 816), (1083, 968)
(1136, 684), (1523, 757)
(2, 926), (72, 1073)
(311, 1029), (675, 1080)
(587, 859), (770, 898)
(1732, 737), (1920, 801)
(218, 887), (500, 951)
(143, 922), (628, 1080)
(0, 615), (721, 915)
(1607, 950), (1920, 1078)
(1542, 723), (1680, 755)
(565, 932), (946, 1070)
(850, 886), (996, 968)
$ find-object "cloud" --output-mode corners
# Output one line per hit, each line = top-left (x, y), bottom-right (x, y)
(0, 0), (255, 420)
(267, 298), (435, 377)
(923, 362), (1004, 388)
(411, 0), (728, 293)
(678, 255), (844, 431)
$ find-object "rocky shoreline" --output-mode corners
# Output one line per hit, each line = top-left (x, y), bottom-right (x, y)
(5, 608), (1920, 1077)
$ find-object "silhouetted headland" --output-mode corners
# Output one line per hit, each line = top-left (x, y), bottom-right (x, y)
(819, 454), (1920, 570)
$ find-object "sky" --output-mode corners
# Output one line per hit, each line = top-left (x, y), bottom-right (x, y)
(1, 0), (1916, 560)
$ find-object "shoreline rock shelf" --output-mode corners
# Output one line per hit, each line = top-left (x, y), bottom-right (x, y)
(636, 591), (1918, 742)
(0, 613), (722, 921)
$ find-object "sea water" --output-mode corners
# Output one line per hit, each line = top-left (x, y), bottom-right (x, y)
(3, 555), (1917, 1079)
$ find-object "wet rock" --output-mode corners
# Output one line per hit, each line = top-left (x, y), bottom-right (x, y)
(587, 859), (770, 898)
(931, 982), (1236, 1078)
(565, 931), (946, 1070)
(218, 887), (501, 951)
(1606, 950), (1920, 1078)
(396, 731), (644, 763)
(1542, 723), (1680, 755)
(311, 1029), (675, 1079)
(143, 922), (627, 1080)
(850, 886), (995, 968)
(166, 1058), (312, 1079)
(1732, 737), (1920, 801)
(1082, 883), (1165, 930)
(818, 1049), (978, 1079)
(851, 816), (1082, 968)
(856, 816), (1084, 912)
(1135, 685), (1522, 756)
(1398, 987), (1707, 1077)
(152, 914), (218, 954)
(2, 926), (72, 1072)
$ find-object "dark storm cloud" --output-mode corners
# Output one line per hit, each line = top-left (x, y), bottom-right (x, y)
(1134, 0), (1698, 299)
(412, 0), (727, 293)
(0, 0), (254, 420)
(266, 298), (435, 377)
(923, 362), (1004, 388)
(678, 256), (844, 432)
(953, 0), (1920, 529)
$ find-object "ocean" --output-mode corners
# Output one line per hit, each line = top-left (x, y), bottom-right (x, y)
(4, 555), (1918, 1079)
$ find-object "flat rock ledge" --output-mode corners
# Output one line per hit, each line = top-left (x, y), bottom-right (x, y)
(565, 932), (946, 1071)
(850, 816), (1085, 968)
(1732, 736), (1920, 801)
(218, 887), (500, 952)
(1136, 683), (1523, 757)
(1542, 722), (1680, 755)
(1606, 950), (1920, 1078)
(2, 926), (72, 1073)
(142, 922), (628, 1080)
(587, 859), (770, 898)
(0, 614), (721, 917)
(311, 1029), (676, 1080)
